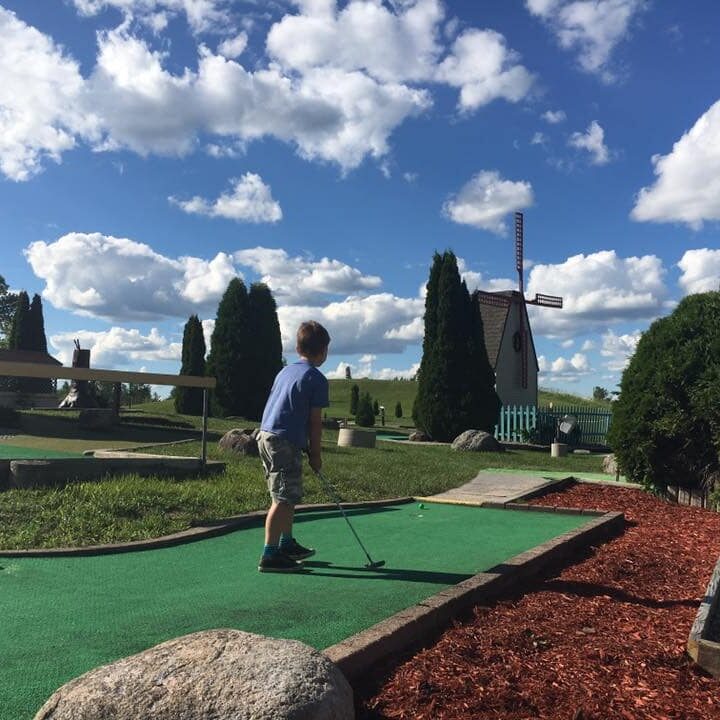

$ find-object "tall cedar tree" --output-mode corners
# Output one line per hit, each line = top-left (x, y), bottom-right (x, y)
(395, 401), (403, 418)
(412, 252), (442, 431)
(206, 278), (250, 417)
(26, 294), (53, 393)
(245, 283), (283, 421)
(8, 291), (31, 350)
(0, 275), (19, 347)
(413, 252), (500, 441)
(175, 315), (206, 415)
(350, 383), (360, 415)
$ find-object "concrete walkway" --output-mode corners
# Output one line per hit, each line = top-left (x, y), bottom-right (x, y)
(423, 471), (564, 505)
(423, 469), (639, 506)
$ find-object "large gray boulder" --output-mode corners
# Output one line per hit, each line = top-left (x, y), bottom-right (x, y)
(451, 429), (504, 453)
(35, 629), (354, 720)
(218, 428), (259, 456)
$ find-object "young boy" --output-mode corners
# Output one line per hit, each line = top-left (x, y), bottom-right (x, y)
(256, 320), (330, 572)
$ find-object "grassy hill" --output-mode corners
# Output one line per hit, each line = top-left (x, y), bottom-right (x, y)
(137, 380), (611, 426)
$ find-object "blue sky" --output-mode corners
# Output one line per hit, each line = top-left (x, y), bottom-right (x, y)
(1, 0), (719, 398)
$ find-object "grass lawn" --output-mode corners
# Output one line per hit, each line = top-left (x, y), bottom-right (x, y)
(0, 421), (607, 549)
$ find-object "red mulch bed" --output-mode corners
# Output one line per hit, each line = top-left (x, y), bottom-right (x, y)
(357, 483), (720, 719)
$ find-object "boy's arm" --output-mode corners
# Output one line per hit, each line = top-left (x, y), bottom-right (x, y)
(307, 406), (323, 472)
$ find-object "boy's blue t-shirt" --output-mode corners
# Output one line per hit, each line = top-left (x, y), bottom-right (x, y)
(260, 360), (329, 449)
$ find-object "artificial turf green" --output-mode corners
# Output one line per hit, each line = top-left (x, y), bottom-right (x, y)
(1, 502), (588, 720)
(0, 444), (83, 459)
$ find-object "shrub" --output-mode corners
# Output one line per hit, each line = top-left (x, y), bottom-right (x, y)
(355, 391), (375, 427)
(608, 291), (720, 491)
(350, 384), (360, 415)
(395, 401), (402, 418)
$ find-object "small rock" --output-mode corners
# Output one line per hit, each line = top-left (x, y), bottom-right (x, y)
(408, 431), (431, 442)
(218, 429), (258, 456)
(451, 430), (504, 453)
(34, 629), (354, 720)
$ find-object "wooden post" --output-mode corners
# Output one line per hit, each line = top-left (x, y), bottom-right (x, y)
(201, 388), (209, 469)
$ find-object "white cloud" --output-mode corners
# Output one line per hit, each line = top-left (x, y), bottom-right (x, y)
(677, 249), (720, 295)
(581, 339), (596, 350)
(526, 0), (646, 81)
(217, 32), (248, 58)
(527, 250), (668, 336)
(403, 171), (418, 183)
(326, 357), (419, 380)
(0, 7), (88, 181)
(25, 232), (239, 321)
(538, 351), (591, 383)
(435, 29), (535, 112)
(600, 329), (641, 371)
(542, 109), (566, 123)
(560, 339), (574, 348)
(278, 293), (424, 355)
(443, 170), (534, 234)
(266, 0), (444, 83)
(456, 257), (515, 294)
(70, 0), (231, 34)
(170, 173), (282, 223)
(631, 100), (720, 228)
(233, 247), (382, 304)
(50, 327), (181, 367)
(531, 131), (547, 145)
(568, 121), (611, 165)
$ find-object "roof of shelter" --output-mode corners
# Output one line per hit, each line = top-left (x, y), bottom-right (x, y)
(0, 349), (62, 365)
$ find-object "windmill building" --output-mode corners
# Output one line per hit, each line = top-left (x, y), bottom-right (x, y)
(477, 213), (562, 408)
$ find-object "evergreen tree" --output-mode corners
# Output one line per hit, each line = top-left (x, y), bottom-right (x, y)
(395, 401), (402, 419)
(355, 391), (375, 427)
(345, 365), (352, 380)
(245, 283), (283, 421)
(26, 294), (52, 393)
(28, 294), (49, 353)
(413, 252), (500, 441)
(8, 291), (31, 350)
(413, 252), (443, 432)
(0, 275), (18, 348)
(206, 278), (250, 417)
(373, 399), (380, 416)
(350, 383), (360, 415)
(175, 315), (207, 415)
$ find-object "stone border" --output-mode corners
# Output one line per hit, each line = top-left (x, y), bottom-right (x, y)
(0, 497), (414, 558)
(323, 501), (625, 681)
(688, 553), (720, 677)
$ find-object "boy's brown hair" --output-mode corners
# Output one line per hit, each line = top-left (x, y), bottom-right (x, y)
(296, 321), (331, 357)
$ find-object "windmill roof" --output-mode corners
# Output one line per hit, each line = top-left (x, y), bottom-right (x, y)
(0, 349), (62, 365)
(477, 291), (538, 370)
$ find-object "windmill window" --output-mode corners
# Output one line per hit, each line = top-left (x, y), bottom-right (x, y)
(512, 331), (522, 352)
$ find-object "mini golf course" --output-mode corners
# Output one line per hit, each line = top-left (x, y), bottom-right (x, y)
(2, 501), (593, 720)
(0, 444), (83, 460)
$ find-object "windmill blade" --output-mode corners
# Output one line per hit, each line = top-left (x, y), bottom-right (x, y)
(526, 293), (563, 308)
(515, 212), (524, 295)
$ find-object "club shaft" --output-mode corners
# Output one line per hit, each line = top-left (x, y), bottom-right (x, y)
(315, 470), (377, 565)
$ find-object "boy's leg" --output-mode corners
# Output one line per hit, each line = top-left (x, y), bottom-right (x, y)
(264, 500), (295, 547)
(257, 432), (306, 572)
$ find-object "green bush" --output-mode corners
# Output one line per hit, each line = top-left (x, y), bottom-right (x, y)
(395, 401), (402, 419)
(608, 291), (720, 491)
(355, 391), (375, 427)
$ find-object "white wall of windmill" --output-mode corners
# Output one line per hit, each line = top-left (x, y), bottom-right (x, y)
(494, 300), (538, 407)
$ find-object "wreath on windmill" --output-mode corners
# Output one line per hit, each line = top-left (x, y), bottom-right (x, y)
(512, 331), (522, 352)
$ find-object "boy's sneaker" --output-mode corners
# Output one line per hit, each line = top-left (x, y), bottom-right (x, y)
(280, 538), (316, 561)
(258, 552), (304, 573)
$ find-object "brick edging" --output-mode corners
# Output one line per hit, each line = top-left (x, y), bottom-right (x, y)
(0, 497), (414, 558)
(323, 508), (625, 681)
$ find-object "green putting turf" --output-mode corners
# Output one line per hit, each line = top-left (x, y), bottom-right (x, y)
(1, 502), (589, 720)
(0, 444), (83, 459)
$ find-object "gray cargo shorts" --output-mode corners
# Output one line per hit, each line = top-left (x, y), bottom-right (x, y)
(257, 431), (303, 505)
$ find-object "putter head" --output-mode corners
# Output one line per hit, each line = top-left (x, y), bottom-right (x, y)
(365, 560), (385, 569)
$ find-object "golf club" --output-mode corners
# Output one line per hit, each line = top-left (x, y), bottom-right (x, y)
(314, 469), (385, 569)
